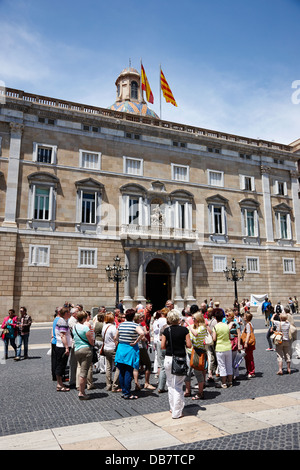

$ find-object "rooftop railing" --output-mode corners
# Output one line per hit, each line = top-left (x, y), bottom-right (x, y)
(0, 86), (292, 152)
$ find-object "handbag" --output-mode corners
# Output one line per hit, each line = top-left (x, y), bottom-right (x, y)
(241, 323), (256, 348)
(74, 326), (98, 363)
(190, 347), (205, 371)
(99, 324), (112, 356)
(204, 332), (213, 346)
(169, 326), (188, 376)
(272, 322), (283, 345)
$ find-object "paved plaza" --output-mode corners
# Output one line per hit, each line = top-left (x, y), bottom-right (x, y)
(1, 315), (300, 451)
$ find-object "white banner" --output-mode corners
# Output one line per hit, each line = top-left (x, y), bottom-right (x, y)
(250, 294), (268, 307)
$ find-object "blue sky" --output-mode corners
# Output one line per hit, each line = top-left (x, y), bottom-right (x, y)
(1, 0), (300, 144)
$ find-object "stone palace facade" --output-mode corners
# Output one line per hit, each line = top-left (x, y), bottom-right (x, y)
(1, 66), (300, 320)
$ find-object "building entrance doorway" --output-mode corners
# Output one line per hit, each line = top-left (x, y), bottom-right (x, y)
(146, 258), (171, 313)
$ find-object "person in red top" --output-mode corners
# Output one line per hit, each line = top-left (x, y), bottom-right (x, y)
(1, 309), (18, 359)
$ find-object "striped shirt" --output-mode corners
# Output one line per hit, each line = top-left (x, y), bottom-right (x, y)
(118, 321), (138, 344)
(190, 325), (207, 350)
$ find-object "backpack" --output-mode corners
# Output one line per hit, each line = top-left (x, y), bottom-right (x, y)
(275, 305), (281, 314)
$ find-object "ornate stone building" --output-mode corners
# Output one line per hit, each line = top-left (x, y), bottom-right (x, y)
(0, 67), (300, 320)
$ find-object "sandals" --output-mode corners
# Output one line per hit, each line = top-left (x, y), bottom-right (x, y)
(57, 386), (70, 392)
(144, 384), (156, 390)
(184, 392), (191, 397)
(123, 395), (138, 400)
(192, 393), (204, 400)
(78, 394), (90, 400)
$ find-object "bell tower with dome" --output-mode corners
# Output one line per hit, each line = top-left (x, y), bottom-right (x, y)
(108, 66), (159, 119)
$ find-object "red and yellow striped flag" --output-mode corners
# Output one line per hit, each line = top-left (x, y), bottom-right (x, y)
(141, 63), (154, 104)
(160, 69), (177, 107)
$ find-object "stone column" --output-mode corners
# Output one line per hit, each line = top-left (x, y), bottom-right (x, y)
(3, 122), (24, 227)
(136, 250), (146, 302)
(261, 165), (274, 242)
(290, 170), (300, 244)
(123, 249), (133, 306)
(186, 252), (196, 302)
(174, 252), (184, 308)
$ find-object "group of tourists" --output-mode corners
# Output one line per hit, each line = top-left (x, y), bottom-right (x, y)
(1, 294), (298, 419)
(47, 298), (259, 416)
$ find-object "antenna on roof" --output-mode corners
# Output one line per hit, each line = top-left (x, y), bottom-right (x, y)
(129, 58), (131, 68)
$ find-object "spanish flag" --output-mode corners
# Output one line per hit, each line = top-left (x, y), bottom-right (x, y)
(141, 63), (154, 104)
(160, 68), (177, 107)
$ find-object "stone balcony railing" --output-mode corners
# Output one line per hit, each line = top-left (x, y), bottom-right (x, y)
(120, 224), (198, 241)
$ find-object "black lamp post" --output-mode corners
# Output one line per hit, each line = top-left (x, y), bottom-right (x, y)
(105, 255), (129, 307)
(223, 258), (246, 312)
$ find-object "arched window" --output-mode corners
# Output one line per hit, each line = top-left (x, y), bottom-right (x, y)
(131, 81), (138, 100)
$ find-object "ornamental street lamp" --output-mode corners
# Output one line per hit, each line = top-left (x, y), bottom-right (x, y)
(223, 258), (246, 312)
(105, 255), (129, 307)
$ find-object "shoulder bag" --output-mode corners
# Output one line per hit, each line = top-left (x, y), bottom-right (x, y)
(99, 324), (112, 356)
(272, 322), (283, 345)
(169, 326), (188, 376)
(241, 323), (256, 348)
(74, 325), (98, 364)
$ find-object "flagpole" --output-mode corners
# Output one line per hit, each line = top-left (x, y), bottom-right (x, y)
(140, 58), (143, 116)
(159, 64), (162, 120)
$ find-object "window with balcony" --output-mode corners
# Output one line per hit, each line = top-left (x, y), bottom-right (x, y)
(206, 195), (228, 242)
(239, 198), (260, 244)
(27, 172), (59, 230)
(274, 203), (292, 242)
(75, 178), (104, 232)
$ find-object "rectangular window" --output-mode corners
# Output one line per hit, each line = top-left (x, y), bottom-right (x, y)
(247, 257), (259, 273)
(29, 245), (50, 266)
(78, 248), (97, 268)
(247, 210), (255, 237)
(172, 164), (189, 182)
(33, 143), (57, 164)
(208, 170), (224, 187)
(124, 156), (143, 176)
(278, 182), (285, 196)
(283, 258), (295, 274)
(34, 187), (50, 220)
(81, 192), (96, 224)
(280, 213), (288, 239)
(213, 255), (227, 272)
(80, 150), (101, 170)
(37, 146), (52, 164)
(129, 197), (139, 224)
(275, 180), (287, 196)
(213, 207), (223, 234)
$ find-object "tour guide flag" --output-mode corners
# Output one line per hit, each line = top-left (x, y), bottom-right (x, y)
(160, 68), (177, 107)
(141, 63), (154, 104)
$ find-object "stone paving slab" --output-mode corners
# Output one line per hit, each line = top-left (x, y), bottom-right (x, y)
(1, 390), (300, 450)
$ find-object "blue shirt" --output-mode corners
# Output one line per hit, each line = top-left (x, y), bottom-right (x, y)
(51, 316), (59, 345)
(72, 323), (91, 351)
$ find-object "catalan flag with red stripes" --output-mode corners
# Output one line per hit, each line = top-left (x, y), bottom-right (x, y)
(141, 63), (154, 104)
(160, 69), (177, 107)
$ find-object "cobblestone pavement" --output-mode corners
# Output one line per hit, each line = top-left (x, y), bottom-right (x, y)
(1, 315), (300, 450)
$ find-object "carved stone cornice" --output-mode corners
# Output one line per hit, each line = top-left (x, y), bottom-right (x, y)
(260, 165), (272, 175)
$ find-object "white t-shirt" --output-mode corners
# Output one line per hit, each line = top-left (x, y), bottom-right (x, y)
(273, 320), (290, 341)
(153, 317), (167, 342)
(102, 323), (117, 351)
